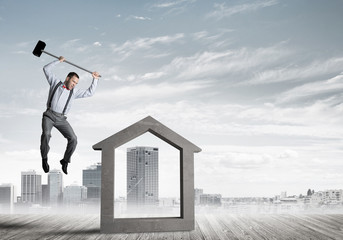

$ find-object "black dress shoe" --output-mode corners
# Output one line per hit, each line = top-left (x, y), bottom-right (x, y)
(60, 159), (68, 175)
(42, 158), (49, 173)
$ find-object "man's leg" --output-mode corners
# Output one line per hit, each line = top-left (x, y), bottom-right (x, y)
(40, 111), (55, 172)
(55, 117), (77, 164)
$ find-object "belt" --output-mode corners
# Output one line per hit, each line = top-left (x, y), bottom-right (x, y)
(47, 108), (66, 117)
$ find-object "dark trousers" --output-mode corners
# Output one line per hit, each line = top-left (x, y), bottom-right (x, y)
(40, 109), (77, 163)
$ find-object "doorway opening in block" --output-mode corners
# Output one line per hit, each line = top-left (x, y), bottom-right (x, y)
(114, 131), (181, 218)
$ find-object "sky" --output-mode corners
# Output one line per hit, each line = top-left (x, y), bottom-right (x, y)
(1, 0), (343, 198)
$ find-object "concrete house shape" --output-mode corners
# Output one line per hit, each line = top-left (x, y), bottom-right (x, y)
(93, 116), (202, 233)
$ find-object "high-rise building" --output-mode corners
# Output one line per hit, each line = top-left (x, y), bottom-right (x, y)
(21, 170), (42, 204)
(0, 183), (15, 213)
(127, 147), (159, 206)
(63, 184), (87, 205)
(48, 169), (63, 206)
(83, 163), (101, 201)
(195, 188), (203, 205)
(42, 184), (50, 206)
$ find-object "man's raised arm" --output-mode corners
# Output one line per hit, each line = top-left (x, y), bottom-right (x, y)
(43, 56), (65, 85)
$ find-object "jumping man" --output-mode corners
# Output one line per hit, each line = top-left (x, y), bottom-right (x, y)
(40, 56), (100, 174)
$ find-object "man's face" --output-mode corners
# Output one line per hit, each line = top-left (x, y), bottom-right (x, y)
(65, 76), (79, 90)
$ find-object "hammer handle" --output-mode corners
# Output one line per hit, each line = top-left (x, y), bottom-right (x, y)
(42, 50), (102, 77)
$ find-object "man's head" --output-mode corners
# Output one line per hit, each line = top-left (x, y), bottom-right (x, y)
(64, 72), (79, 90)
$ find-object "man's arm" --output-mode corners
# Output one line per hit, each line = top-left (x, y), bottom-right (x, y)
(74, 72), (100, 99)
(43, 56), (65, 85)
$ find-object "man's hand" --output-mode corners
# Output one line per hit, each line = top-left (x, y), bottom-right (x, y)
(92, 72), (100, 79)
(59, 56), (65, 62)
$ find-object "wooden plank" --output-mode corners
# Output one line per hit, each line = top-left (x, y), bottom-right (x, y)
(219, 214), (267, 240)
(206, 214), (241, 240)
(239, 214), (308, 240)
(196, 214), (225, 240)
(270, 214), (336, 240)
(1, 214), (343, 239)
(288, 214), (343, 239)
(189, 216), (206, 240)
(231, 214), (278, 240)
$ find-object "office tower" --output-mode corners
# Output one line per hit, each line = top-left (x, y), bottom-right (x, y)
(48, 169), (63, 206)
(127, 147), (159, 206)
(21, 170), (42, 204)
(194, 188), (203, 205)
(63, 184), (87, 205)
(0, 183), (15, 213)
(42, 184), (50, 206)
(83, 163), (101, 200)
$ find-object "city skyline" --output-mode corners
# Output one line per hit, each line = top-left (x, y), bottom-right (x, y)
(1, 1), (343, 197)
(2, 164), (342, 201)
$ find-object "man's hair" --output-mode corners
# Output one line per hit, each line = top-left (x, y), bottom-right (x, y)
(67, 72), (79, 79)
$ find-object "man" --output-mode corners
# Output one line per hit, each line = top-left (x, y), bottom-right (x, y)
(40, 56), (100, 174)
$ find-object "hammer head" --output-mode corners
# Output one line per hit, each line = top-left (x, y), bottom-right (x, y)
(32, 40), (46, 57)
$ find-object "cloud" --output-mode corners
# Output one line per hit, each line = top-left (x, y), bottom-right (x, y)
(73, 95), (343, 143)
(152, 0), (196, 9)
(61, 39), (81, 49)
(93, 42), (102, 47)
(0, 134), (10, 144)
(110, 33), (184, 59)
(92, 80), (211, 106)
(154, 43), (291, 83)
(243, 57), (343, 86)
(129, 15), (152, 21)
(276, 74), (343, 104)
(207, 0), (278, 20)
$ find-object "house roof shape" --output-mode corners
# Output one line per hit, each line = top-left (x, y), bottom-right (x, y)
(92, 115), (201, 233)
(93, 115), (202, 153)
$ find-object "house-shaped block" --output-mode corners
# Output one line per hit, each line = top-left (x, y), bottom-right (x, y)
(93, 115), (201, 233)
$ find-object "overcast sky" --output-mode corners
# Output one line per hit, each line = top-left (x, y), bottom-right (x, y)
(1, 0), (343, 198)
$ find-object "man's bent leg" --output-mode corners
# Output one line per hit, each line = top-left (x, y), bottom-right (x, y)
(55, 117), (77, 163)
(40, 112), (54, 160)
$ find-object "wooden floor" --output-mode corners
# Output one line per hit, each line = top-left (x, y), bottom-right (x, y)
(1, 213), (343, 240)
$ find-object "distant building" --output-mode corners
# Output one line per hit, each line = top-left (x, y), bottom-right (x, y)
(310, 190), (343, 205)
(323, 190), (343, 204)
(310, 192), (324, 205)
(281, 191), (287, 199)
(83, 163), (101, 201)
(195, 188), (203, 205)
(200, 194), (222, 206)
(42, 184), (50, 206)
(127, 147), (159, 206)
(21, 170), (42, 204)
(0, 184), (15, 213)
(48, 169), (63, 206)
(63, 184), (87, 205)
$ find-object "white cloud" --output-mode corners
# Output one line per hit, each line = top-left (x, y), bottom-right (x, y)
(92, 80), (211, 106)
(61, 39), (81, 49)
(207, 0), (278, 20)
(129, 15), (152, 21)
(156, 43), (291, 82)
(12, 51), (27, 55)
(93, 42), (102, 47)
(111, 33), (184, 59)
(276, 74), (343, 104)
(74, 96), (343, 142)
(244, 57), (343, 86)
(152, 0), (196, 9)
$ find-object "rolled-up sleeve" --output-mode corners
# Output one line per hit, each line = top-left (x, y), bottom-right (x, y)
(43, 60), (60, 86)
(75, 78), (99, 99)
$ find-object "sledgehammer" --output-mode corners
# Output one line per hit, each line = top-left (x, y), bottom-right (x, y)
(32, 40), (101, 77)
